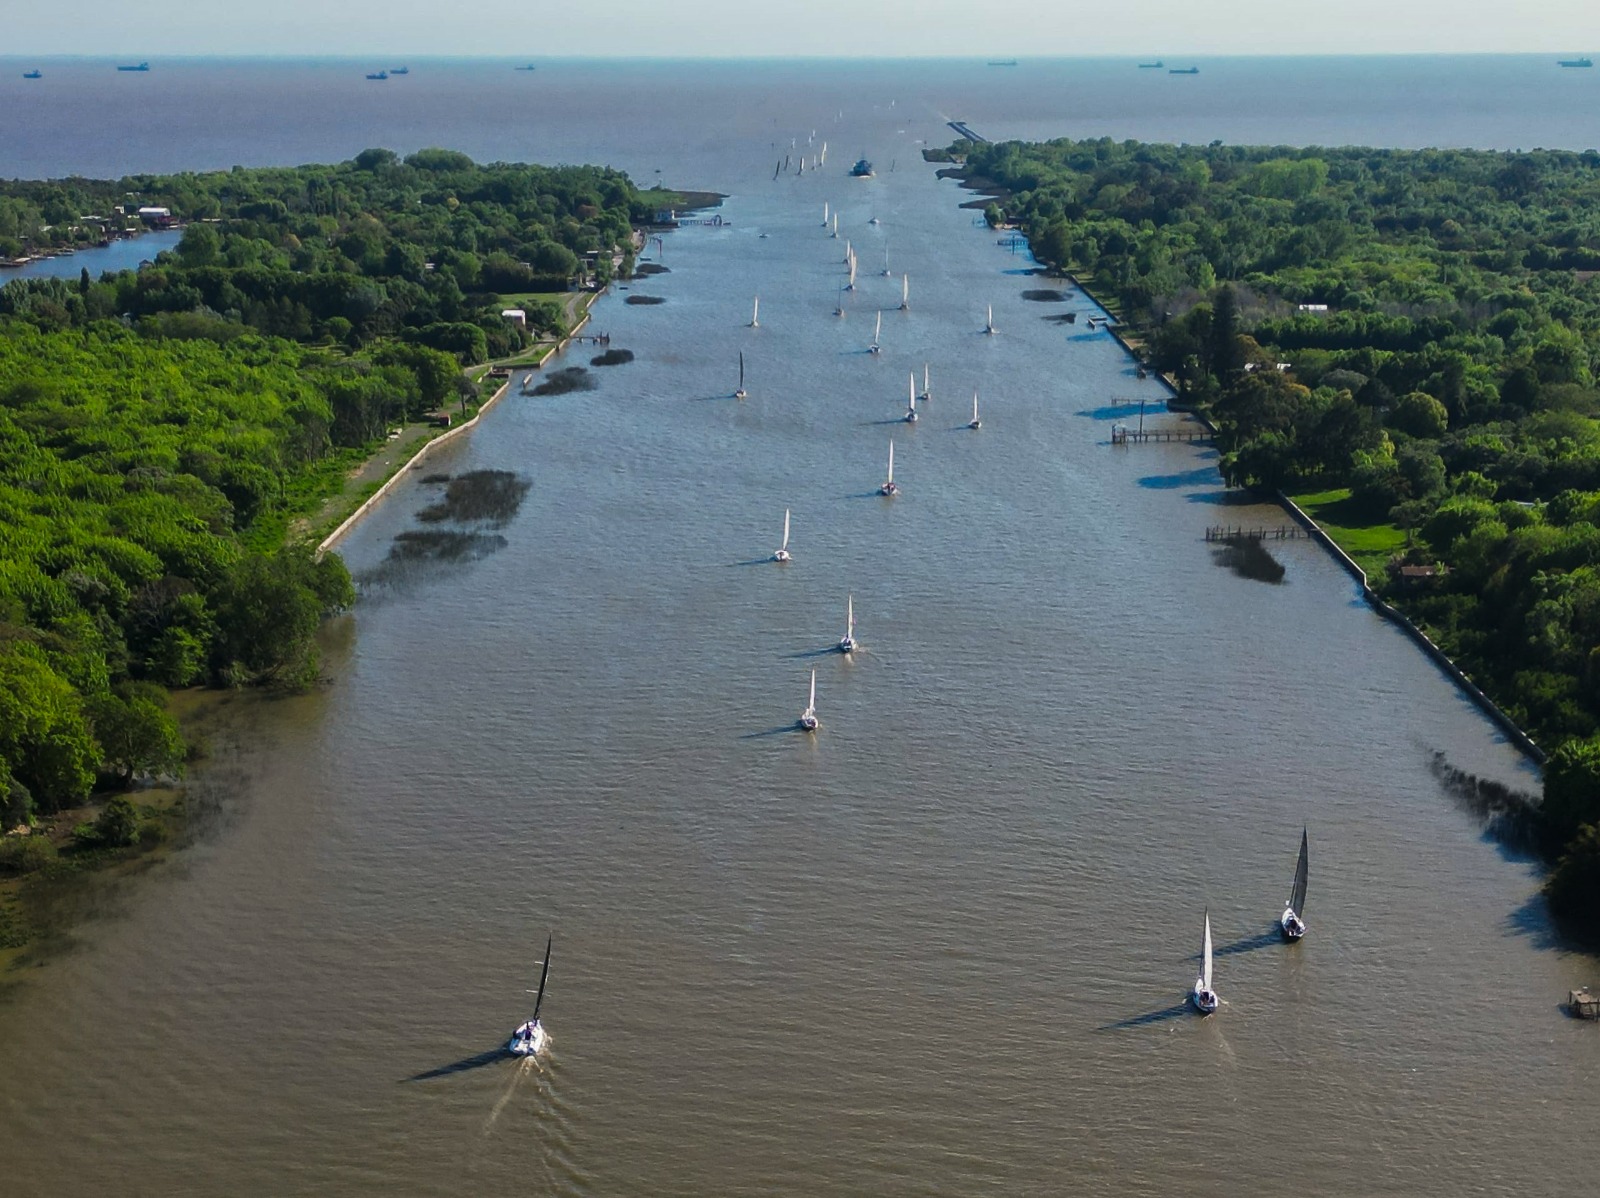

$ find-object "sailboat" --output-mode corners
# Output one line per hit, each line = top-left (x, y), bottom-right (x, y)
(969, 390), (982, 429)
(984, 304), (996, 335)
(734, 351), (747, 400)
(820, 141), (827, 165)
(844, 238), (852, 265)
(833, 286), (846, 317)
(750, 296), (760, 328)
(823, 201), (830, 227)
(846, 256), (858, 291)
(878, 439), (898, 496)
(1191, 914), (1219, 1014)
(798, 669), (819, 731)
(881, 246), (892, 277)
(918, 364), (930, 403)
(904, 372), (919, 422)
(868, 310), (881, 354)
(772, 508), (792, 563)
(832, 214), (839, 239)
(507, 934), (553, 1056)
(899, 275), (909, 311)
(1281, 829), (1309, 941)
(839, 594), (857, 654)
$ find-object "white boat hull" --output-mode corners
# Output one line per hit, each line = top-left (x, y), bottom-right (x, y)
(1191, 985), (1218, 1015)
(773, 549), (790, 563)
(839, 637), (856, 654)
(1280, 909), (1306, 940)
(507, 1020), (547, 1057)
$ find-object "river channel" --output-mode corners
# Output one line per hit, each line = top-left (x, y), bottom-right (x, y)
(2, 60), (1598, 1197)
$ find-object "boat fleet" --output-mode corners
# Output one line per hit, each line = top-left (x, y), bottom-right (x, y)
(503, 149), (1292, 1055)
(1190, 828), (1311, 1015)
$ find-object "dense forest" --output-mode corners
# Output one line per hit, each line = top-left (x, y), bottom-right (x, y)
(957, 135), (1600, 934)
(0, 150), (652, 858)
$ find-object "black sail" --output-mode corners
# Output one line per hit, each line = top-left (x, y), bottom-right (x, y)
(1289, 829), (1309, 918)
(532, 934), (552, 1022)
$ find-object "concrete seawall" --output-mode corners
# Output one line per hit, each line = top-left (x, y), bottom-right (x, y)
(1045, 245), (1546, 767)
(1276, 491), (1546, 766)
(317, 300), (596, 555)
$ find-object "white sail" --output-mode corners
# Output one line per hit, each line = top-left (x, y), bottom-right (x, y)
(986, 303), (994, 333)
(881, 246), (891, 276)
(1201, 915), (1214, 991)
(909, 371), (916, 406)
(901, 275), (909, 309)
(848, 258), (857, 289)
(847, 594), (854, 637)
(887, 439), (894, 483)
(844, 238), (852, 264)
(751, 296), (760, 327)
(972, 390), (980, 422)
(833, 213), (839, 238)
(820, 141), (827, 164)
(873, 310), (881, 345)
(823, 201), (829, 226)
(781, 508), (790, 552)
(922, 363), (930, 396)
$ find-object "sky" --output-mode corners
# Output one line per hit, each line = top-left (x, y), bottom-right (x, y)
(7, 0), (1599, 58)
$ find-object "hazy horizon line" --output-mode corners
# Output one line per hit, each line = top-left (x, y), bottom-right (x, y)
(2, 50), (1597, 61)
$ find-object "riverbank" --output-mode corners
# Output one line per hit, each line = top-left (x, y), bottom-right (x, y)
(302, 289), (603, 552)
(952, 168), (1546, 767)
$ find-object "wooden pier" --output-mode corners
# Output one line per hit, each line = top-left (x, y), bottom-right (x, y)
(1205, 525), (1305, 542)
(1110, 426), (1212, 445)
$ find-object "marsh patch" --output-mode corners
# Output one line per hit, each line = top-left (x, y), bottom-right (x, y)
(415, 469), (531, 528)
(1210, 536), (1286, 584)
(634, 263), (670, 275)
(529, 367), (597, 396)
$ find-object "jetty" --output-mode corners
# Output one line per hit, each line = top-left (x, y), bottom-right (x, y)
(1110, 426), (1212, 445)
(1205, 525), (1305, 543)
(947, 121), (989, 144)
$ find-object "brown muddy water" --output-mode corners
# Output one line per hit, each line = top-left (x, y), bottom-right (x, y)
(3, 76), (1599, 1198)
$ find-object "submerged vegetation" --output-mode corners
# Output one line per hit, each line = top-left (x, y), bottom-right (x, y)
(0, 149), (652, 858)
(960, 133), (1600, 937)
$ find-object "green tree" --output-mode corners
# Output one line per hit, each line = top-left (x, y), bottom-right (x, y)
(1388, 391), (1449, 439)
(88, 685), (185, 788)
(0, 646), (97, 814)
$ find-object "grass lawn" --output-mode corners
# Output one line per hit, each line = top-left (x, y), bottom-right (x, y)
(1290, 487), (1408, 577)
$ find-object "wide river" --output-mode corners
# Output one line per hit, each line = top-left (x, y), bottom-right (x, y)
(3, 57), (1600, 1197)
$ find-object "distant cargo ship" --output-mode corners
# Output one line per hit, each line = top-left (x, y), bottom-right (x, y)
(515, 64), (537, 71)
(116, 62), (150, 72)
(987, 59), (1018, 67)
(366, 70), (388, 80)
(1169, 66), (1200, 75)
(1138, 61), (1164, 69)
(389, 66), (409, 75)
(1559, 57), (1593, 68)
(850, 158), (874, 178)
(23, 70), (42, 79)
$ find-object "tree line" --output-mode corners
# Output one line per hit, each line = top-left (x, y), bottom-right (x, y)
(0, 150), (654, 854)
(959, 134), (1600, 937)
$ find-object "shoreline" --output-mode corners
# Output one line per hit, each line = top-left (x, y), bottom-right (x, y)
(314, 288), (602, 554)
(985, 203), (1547, 768)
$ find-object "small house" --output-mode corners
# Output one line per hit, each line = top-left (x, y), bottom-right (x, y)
(137, 206), (173, 227)
(500, 308), (526, 326)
